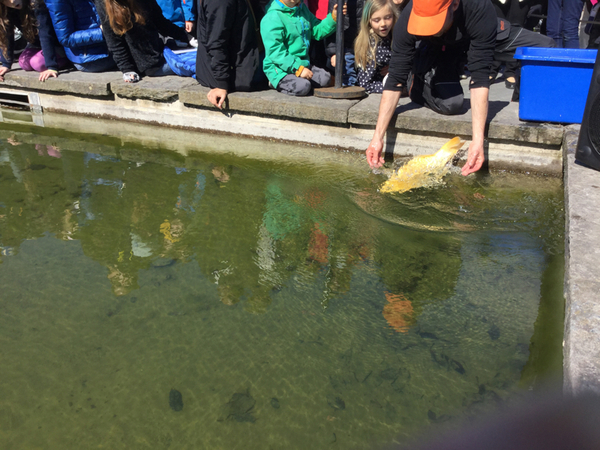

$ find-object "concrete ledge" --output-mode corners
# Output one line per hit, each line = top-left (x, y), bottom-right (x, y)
(348, 86), (564, 147)
(0, 73), (567, 173)
(563, 125), (600, 395)
(180, 84), (362, 124)
(111, 76), (197, 102)
(2, 68), (119, 97)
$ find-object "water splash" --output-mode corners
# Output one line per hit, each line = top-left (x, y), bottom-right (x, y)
(380, 137), (465, 194)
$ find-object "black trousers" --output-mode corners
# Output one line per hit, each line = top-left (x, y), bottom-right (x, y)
(408, 24), (556, 115)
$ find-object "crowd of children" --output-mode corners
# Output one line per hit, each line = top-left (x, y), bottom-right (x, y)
(0, 0), (597, 94)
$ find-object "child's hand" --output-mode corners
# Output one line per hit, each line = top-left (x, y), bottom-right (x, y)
(330, 55), (336, 67)
(299, 67), (313, 79)
(185, 21), (193, 33)
(0, 66), (9, 82)
(332, 3), (347, 22)
(39, 69), (58, 82)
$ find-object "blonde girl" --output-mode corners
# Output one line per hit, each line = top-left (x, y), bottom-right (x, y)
(354, 0), (398, 93)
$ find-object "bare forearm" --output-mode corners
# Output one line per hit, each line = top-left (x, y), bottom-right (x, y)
(470, 87), (488, 146)
(461, 87), (489, 176)
(373, 90), (402, 140)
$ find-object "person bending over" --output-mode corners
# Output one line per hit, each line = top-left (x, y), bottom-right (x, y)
(94, 0), (190, 82)
(365, 0), (554, 175)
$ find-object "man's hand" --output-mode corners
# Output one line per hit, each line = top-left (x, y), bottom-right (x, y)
(39, 69), (58, 82)
(0, 66), (9, 82)
(207, 88), (228, 109)
(366, 138), (385, 169)
(461, 140), (485, 176)
(464, 86), (489, 176)
(185, 21), (193, 33)
(365, 89), (402, 169)
(299, 67), (313, 79)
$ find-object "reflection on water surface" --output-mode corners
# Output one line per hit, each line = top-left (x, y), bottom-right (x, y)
(0, 129), (563, 449)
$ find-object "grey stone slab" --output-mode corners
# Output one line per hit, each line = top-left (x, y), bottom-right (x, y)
(564, 126), (600, 395)
(2, 68), (120, 97)
(564, 279), (600, 395)
(348, 89), (564, 146)
(111, 75), (197, 101)
(488, 101), (565, 146)
(180, 84), (360, 124)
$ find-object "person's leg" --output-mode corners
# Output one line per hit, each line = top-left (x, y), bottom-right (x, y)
(18, 47), (40, 71)
(562, 0), (585, 47)
(588, 11), (600, 49)
(412, 44), (464, 115)
(55, 47), (72, 70)
(29, 51), (48, 72)
(277, 74), (312, 96)
(547, 0), (564, 46)
(496, 24), (557, 56)
(496, 26), (557, 101)
(343, 50), (357, 86)
(74, 57), (117, 73)
(309, 65), (331, 88)
(145, 61), (175, 77)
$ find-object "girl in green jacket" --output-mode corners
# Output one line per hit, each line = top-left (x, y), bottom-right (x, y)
(260, 0), (342, 96)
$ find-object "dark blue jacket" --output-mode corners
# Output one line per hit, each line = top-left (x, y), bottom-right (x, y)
(45, 0), (110, 65)
(157, 0), (185, 28)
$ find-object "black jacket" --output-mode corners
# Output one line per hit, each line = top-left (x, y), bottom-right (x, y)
(195, 0), (263, 92)
(325, 0), (364, 57)
(385, 0), (497, 91)
(94, 0), (188, 75)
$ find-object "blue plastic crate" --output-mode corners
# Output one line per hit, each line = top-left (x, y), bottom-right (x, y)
(514, 47), (598, 124)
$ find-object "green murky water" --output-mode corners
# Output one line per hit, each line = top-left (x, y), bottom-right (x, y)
(0, 125), (564, 450)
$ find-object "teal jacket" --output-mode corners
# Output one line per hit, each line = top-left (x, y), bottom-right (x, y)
(261, 0), (336, 88)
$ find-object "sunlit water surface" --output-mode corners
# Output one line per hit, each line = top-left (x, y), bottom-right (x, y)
(0, 128), (564, 450)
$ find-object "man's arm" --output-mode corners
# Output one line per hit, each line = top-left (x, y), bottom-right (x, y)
(366, 90), (402, 168)
(365, 6), (414, 168)
(462, 86), (488, 175)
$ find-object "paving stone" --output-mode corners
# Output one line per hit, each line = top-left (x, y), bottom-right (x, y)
(563, 126), (600, 395)
(2, 68), (120, 97)
(348, 83), (564, 146)
(111, 75), (197, 101)
(179, 84), (360, 124)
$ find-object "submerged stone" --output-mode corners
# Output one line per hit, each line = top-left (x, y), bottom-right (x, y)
(169, 389), (183, 412)
(270, 397), (280, 409)
(488, 325), (501, 341)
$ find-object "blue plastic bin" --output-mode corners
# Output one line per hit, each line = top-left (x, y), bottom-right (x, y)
(514, 47), (598, 124)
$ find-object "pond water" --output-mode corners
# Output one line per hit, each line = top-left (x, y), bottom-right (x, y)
(0, 124), (564, 450)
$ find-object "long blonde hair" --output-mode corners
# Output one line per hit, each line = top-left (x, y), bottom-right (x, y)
(354, 0), (398, 70)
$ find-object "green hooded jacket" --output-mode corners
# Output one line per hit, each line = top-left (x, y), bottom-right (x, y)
(260, 0), (336, 88)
